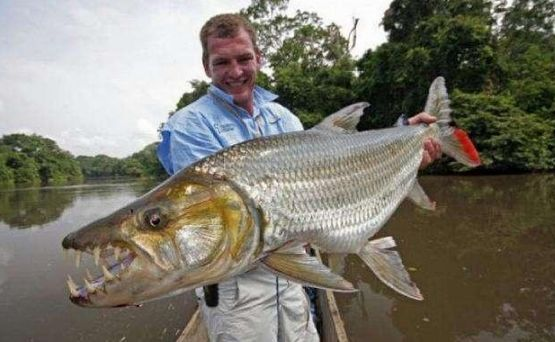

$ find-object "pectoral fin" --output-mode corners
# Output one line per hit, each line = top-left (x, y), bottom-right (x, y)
(262, 252), (356, 292)
(358, 237), (423, 300)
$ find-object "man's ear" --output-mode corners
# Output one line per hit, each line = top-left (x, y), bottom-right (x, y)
(203, 58), (212, 78)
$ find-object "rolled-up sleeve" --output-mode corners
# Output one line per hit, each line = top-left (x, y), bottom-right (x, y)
(157, 111), (222, 175)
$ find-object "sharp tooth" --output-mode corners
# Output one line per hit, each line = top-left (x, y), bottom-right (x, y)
(114, 247), (121, 261)
(67, 275), (77, 288)
(75, 250), (81, 268)
(94, 247), (101, 265)
(85, 269), (94, 281)
(120, 262), (126, 271)
(102, 265), (115, 281)
(63, 249), (68, 260)
(67, 275), (80, 297)
(84, 278), (96, 293)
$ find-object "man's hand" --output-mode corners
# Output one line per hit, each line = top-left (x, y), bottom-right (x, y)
(408, 112), (442, 169)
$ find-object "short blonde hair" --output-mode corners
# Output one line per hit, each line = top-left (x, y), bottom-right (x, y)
(200, 14), (259, 63)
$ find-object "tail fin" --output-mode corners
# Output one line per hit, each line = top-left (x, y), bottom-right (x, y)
(425, 77), (481, 167)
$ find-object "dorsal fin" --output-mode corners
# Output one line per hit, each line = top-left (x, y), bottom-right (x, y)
(313, 102), (369, 133)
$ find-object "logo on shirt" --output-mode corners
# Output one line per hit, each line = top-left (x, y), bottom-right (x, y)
(214, 123), (236, 135)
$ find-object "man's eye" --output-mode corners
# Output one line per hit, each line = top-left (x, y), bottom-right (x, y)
(239, 57), (253, 64)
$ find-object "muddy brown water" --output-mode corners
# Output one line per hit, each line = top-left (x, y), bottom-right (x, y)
(0, 175), (553, 341)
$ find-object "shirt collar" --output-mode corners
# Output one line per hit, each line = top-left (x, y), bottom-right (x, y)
(208, 84), (279, 116)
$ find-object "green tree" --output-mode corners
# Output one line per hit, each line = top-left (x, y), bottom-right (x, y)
(5, 153), (41, 185)
(76, 144), (166, 179)
(76, 154), (121, 178)
(0, 146), (15, 186)
(125, 143), (167, 179)
(452, 91), (555, 171)
(240, 0), (322, 57)
(357, 0), (497, 128)
(114, 158), (144, 178)
(175, 80), (210, 112)
(355, 0), (555, 172)
(0, 134), (83, 185)
(496, 0), (555, 118)
(242, 0), (357, 126)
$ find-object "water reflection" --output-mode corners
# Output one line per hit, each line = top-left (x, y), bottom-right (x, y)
(0, 188), (75, 228)
(334, 175), (555, 341)
(0, 180), (156, 229)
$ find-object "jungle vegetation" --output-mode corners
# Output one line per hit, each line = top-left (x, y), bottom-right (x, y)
(1, 0), (553, 187)
(0, 135), (164, 187)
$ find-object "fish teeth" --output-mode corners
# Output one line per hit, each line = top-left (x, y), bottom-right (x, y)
(63, 249), (70, 261)
(75, 250), (81, 268)
(102, 265), (115, 281)
(85, 268), (94, 281)
(94, 247), (101, 265)
(114, 247), (121, 261)
(67, 275), (80, 297)
(84, 278), (95, 293)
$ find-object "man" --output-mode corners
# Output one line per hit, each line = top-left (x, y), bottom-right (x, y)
(157, 13), (440, 342)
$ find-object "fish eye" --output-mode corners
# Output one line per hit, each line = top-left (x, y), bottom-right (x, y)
(143, 208), (165, 230)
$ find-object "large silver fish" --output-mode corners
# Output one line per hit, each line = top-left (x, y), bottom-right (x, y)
(62, 77), (480, 307)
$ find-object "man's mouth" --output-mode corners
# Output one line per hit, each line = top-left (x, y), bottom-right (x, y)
(226, 79), (248, 89)
(64, 244), (136, 304)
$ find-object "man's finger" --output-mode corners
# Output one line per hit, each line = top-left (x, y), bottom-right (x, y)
(408, 112), (437, 125)
(432, 141), (442, 159)
(419, 151), (432, 169)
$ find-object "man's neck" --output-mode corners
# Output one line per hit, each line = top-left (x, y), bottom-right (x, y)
(211, 85), (255, 116)
(235, 100), (254, 116)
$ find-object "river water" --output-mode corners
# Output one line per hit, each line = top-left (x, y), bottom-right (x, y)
(0, 175), (553, 341)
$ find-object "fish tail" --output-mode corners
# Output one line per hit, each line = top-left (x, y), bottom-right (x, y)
(425, 77), (481, 167)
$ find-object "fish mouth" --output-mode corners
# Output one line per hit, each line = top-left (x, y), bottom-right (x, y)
(63, 243), (137, 307)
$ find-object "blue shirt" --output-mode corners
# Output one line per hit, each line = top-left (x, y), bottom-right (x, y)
(157, 85), (304, 175)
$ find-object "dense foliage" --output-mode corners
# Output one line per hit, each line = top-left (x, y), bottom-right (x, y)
(0, 134), (83, 187)
(0, 134), (166, 187)
(76, 143), (166, 179)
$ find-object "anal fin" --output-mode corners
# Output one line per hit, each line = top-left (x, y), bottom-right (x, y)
(358, 237), (423, 300)
(407, 180), (436, 210)
(262, 252), (356, 292)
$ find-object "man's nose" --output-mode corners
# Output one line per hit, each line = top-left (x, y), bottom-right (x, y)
(228, 60), (243, 78)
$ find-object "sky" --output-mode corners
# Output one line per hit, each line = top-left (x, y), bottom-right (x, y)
(0, 0), (393, 158)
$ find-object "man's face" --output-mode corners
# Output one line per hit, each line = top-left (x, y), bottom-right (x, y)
(204, 28), (261, 112)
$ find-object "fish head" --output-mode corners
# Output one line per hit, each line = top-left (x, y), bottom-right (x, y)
(61, 172), (259, 307)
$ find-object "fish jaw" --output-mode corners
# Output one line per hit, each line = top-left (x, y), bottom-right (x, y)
(61, 172), (260, 307)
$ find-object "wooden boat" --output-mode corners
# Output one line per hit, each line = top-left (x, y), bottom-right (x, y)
(177, 251), (348, 342)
